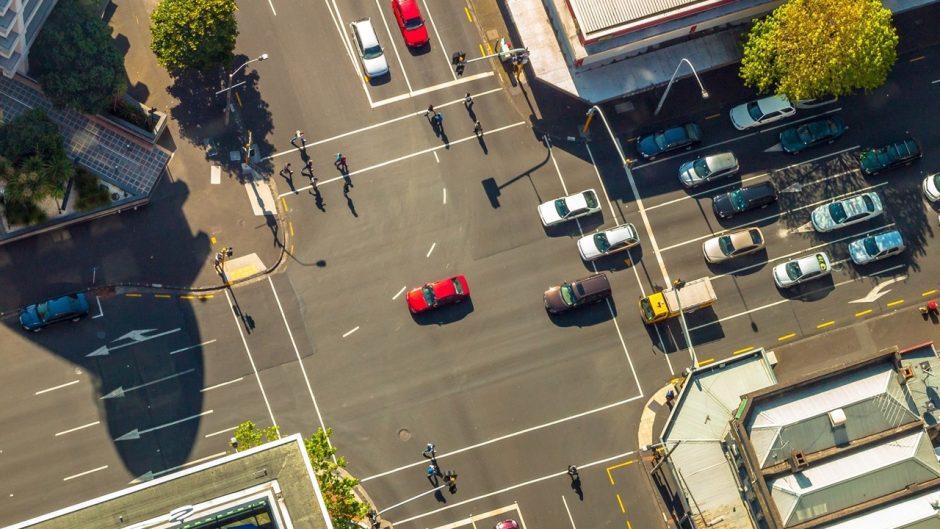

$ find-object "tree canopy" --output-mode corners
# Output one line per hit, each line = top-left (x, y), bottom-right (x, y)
(29, 0), (127, 114)
(150, 0), (239, 73)
(739, 0), (898, 100)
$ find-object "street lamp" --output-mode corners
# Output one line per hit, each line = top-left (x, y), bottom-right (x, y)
(653, 58), (709, 116)
(584, 106), (631, 167)
(224, 53), (269, 126)
(671, 278), (698, 367)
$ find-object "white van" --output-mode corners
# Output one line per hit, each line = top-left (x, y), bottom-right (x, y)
(350, 18), (389, 78)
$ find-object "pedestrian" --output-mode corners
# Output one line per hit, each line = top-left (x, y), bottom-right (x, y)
(291, 130), (305, 146)
(282, 163), (293, 178)
(433, 113), (444, 128)
(567, 465), (578, 478)
(464, 92), (473, 108)
(303, 159), (314, 175)
(473, 120), (483, 137)
(335, 153), (347, 172)
(427, 463), (440, 484)
(423, 442), (436, 459)
(426, 104), (435, 117)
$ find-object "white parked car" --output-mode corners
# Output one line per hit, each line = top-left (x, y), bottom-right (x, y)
(848, 230), (905, 265)
(810, 192), (883, 232)
(923, 173), (940, 202)
(350, 18), (389, 78)
(702, 227), (765, 263)
(773, 252), (832, 288)
(678, 152), (740, 188)
(577, 223), (639, 260)
(538, 189), (601, 227)
(730, 95), (796, 130)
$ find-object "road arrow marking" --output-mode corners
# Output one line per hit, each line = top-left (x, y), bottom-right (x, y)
(87, 328), (181, 357)
(100, 369), (195, 400)
(114, 410), (213, 441)
(781, 182), (803, 193)
(791, 221), (815, 233)
(849, 275), (907, 303)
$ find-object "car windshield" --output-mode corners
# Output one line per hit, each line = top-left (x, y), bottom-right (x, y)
(797, 125), (814, 143)
(750, 230), (763, 245)
(559, 283), (575, 306)
(554, 198), (570, 217)
(693, 158), (711, 177)
(404, 17), (423, 30)
(583, 192), (598, 208)
(730, 190), (748, 211)
(653, 132), (668, 150)
(746, 101), (763, 120)
(718, 235), (735, 256)
(36, 301), (50, 320)
(862, 194), (875, 211)
(640, 298), (654, 320)
(421, 285), (436, 306)
(450, 278), (464, 295)
(829, 202), (847, 224)
(593, 233), (610, 252)
(863, 237), (880, 257)
(363, 45), (383, 60)
(785, 261), (803, 280)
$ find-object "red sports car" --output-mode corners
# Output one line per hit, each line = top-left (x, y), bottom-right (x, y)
(391, 0), (429, 47)
(494, 521), (519, 529)
(406, 275), (469, 314)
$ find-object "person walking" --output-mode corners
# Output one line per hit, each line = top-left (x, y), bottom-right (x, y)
(473, 120), (483, 137)
(335, 153), (348, 173)
(281, 163), (294, 179)
(426, 105), (436, 118)
(464, 92), (473, 109)
(433, 112), (444, 130)
(423, 442), (436, 459)
(291, 130), (305, 147)
(427, 463), (440, 485)
(567, 465), (578, 479)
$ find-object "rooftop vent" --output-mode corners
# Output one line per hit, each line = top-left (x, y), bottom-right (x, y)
(899, 366), (915, 384)
(789, 450), (808, 472)
(828, 408), (847, 428)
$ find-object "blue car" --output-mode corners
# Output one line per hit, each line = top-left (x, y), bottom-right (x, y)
(636, 123), (702, 160)
(848, 230), (905, 265)
(19, 293), (90, 332)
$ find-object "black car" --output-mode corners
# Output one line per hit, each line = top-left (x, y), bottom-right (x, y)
(858, 137), (922, 176)
(636, 123), (703, 160)
(712, 182), (778, 219)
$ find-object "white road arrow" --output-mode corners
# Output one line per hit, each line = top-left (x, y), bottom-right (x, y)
(114, 410), (213, 441)
(790, 221), (816, 233)
(781, 182), (803, 193)
(86, 328), (181, 357)
(100, 369), (195, 400)
(849, 275), (908, 303)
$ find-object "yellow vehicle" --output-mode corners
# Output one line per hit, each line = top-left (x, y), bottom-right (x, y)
(639, 277), (716, 324)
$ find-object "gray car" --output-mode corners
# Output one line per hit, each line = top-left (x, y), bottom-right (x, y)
(678, 152), (740, 188)
(848, 230), (905, 265)
(702, 227), (765, 263)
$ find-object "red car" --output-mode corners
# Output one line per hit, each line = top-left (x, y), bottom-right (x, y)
(390, 0), (429, 47)
(406, 275), (469, 314)
(495, 521), (519, 529)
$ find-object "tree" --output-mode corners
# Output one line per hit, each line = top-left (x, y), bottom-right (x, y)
(150, 0), (239, 73)
(739, 0), (898, 100)
(29, 0), (127, 114)
(232, 422), (368, 524)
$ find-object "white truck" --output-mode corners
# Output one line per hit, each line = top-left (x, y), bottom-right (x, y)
(639, 277), (717, 325)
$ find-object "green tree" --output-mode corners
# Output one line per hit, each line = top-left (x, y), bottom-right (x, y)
(739, 0), (898, 100)
(0, 109), (66, 165)
(233, 420), (280, 449)
(29, 0), (127, 114)
(150, 0), (239, 73)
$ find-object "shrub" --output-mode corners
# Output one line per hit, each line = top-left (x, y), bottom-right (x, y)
(73, 167), (112, 210)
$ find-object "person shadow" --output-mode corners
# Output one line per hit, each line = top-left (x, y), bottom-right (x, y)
(476, 134), (488, 155)
(571, 475), (584, 501)
(282, 171), (297, 194)
(344, 182), (358, 217)
(466, 105), (477, 121)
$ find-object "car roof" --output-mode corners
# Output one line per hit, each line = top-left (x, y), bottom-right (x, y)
(839, 192), (880, 212)
(606, 223), (637, 243)
(705, 152), (737, 170)
(796, 253), (825, 272)
(396, 0), (420, 16)
(727, 228), (760, 245)
(871, 230), (904, 248)
(573, 273), (610, 294)
(757, 94), (793, 112)
(741, 181), (775, 196)
(352, 18), (380, 46)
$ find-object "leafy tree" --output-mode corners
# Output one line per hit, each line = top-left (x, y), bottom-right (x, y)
(29, 0), (127, 114)
(739, 0), (898, 100)
(232, 422), (368, 524)
(0, 109), (66, 165)
(150, 0), (239, 73)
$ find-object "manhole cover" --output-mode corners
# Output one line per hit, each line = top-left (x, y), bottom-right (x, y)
(398, 428), (411, 441)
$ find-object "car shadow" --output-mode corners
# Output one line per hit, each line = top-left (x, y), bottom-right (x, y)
(368, 72), (392, 86)
(410, 298), (474, 325)
(585, 246), (643, 272)
(776, 276), (835, 301)
(542, 213), (604, 237)
(651, 310), (724, 354)
(547, 298), (616, 327)
(407, 42), (431, 55)
(704, 250), (768, 276)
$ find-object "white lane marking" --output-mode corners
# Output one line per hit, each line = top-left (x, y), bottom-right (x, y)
(442, 187), (446, 204)
(362, 394), (643, 481)
(268, 87), (502, 162)
(433, 151), (439, 163)
(850, 275), (907, 304)
(562, 496), (578, 529)
(418, 0), (456, 80)
(710, 222), (896, 281)
(279, 121), (527, 198)
(63, 465), (108, 481)
(267, 277), (330, 439)
(92, 295), (104, 319)
(372, 0), (414, 94)
(201, 377), (245, 392)
(35, 380), (80, 395)
(426, 242), (436, 258)
(150, 452), (227, 479)
(660, 182), (889, 252)
(407, 72), (493, 97)
(342, 326), (360, 338)
(623, 156), (670, 286)
(645, 153), (859, 212)
(168, 339), (218, 355)
(101, 369), (196, 400)
(389, 450), (635, 525)
(55, 421), (100, 437)
(688, 263), (906, 333)
(392, 286), (407, 300)
(429, 505), (520, 529)
(267, 0), (276, 15)
(204, 426), (237, 438)
(224, 289), (278, 431)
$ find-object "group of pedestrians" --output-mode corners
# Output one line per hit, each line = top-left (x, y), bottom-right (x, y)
(425, 93), (484, 140)
(423, 442), (458, 492)
(280, 128), (350, 195)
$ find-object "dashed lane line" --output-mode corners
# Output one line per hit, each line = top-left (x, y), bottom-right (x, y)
(778, 333), (797, 341)
(816, 320), (835, 329)
(733, 346), (755, 355)
(855, 309), (874, 317)
(887, 299), (905, 308)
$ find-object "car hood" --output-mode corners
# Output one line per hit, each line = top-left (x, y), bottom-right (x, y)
(847, 239), (869, 263)
(18, 306), (41, 328)
(811, 207), (831, 230)
(702, 237), (724, 261)
(712, 193), (733, 215)
(678, 160), (699, 185)
(577, 236), (601, 260)
(538, 201), (562, 225)
(405, 288), (429, 312)
(778, 127), (802, 151)
(637, 135), (660, 158)
(543, 286), (566, 312)
(404, 25), (428, 46)
(729, 105), (752, 130)
(924, 175), (940, 201)
(773, 264), (793, 286)
(363, 55), (389, 77)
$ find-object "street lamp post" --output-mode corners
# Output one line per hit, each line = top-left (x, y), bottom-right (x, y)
(653, 58), (709, 117)
(224, 53), (269, 126)
(584, 106), (631, 166)
(671, 278), (698, 367)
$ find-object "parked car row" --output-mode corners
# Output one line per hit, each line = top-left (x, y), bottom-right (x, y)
(350, 0), (430, 79)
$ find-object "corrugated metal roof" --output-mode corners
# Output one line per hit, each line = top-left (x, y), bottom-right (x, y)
(566, 0), (717, 36)
(820, 488), (940, 529)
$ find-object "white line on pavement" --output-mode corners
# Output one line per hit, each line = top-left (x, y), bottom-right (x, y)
(279, 121), (527, 198)
(428, 505), (520, 529)
(35, 379), (80, 395)
(426, 242), (436, 258)
(55, 421), (100, 437)
(169, 339), (218, 355)
(201, 377), (245, 393)
(562, 496), (578, 529)
(342, 326), (360, 338)
(392, 286), (407, 300)
(63, 465), (108, 481)
(442, 187), (446, 204)
(433, 151), (439, 163)
(372, 0), (414, 94)
(204, 426), (237, 438)
(151, 452), (227, 479)
(92, 295), (104, 319)
(371, 72), (496, 108)
(418, 0), (457, 80)
(660, 182), (888, 252)
(224, 289), (278, 431)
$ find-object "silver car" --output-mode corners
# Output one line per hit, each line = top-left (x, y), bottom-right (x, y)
(848, 230), (905, 265)
(773, 252), (832, 288)
(678, 152), (740, 188)
(810, 192), (883, 232)
(350, 18), (389, 78)
(702, 227), (765, 263)
(923, 173), (940, 202)
(578, 223), (639, 260)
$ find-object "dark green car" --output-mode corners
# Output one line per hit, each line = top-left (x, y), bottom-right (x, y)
(779, 116), (845, 153)
(859, 137), (922, 176)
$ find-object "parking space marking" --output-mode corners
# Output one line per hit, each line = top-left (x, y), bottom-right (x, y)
(426, 242), (436, 258)
(923, 289), (937, 297)
(605, 459), (635, 485)
(202, 377), (245, 392)
(223, 288), (278, 430)
(816, 321), (835, 329)
(204, 426), (237, 438)
(887, 299), (905, 308)
(392, 286), (407, 300)
(35, 379), (80, 395)
(92, 295), (104, 319)
(855, 309), (874, 317)
(661, 181), (888, 252)
(562, 496), (578, 529)
(616, 493), (625, 513)
(372, 0), (414, 93)
(54, 421), (100, 437)
(342, 326), (360, 338)
(418, 0), (458, 80)
(778, 333), (797, 341)
(63, 465), (108, 481)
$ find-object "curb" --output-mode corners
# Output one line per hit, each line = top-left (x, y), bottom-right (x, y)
(637, 384), (674, 451)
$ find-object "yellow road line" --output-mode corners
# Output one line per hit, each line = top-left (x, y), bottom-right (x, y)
(289, 222), (294, 237)
(226, 265), (258, 282)
(697, 358), (715, 367)
(733, 346), (754, 355)
(198, 295), (214, 300)
(125, 293), (142, 298)
(478, 43), (485, 57)
(855, 309), (873, 317)
(606, 460), (635, 484)
(886, 299), (905, 308)
(669, 377), (681, 385)
(154, 294), (171, 299)
(281, 197), (288, 211)
(289, 244), (294, 255)
(464, 6), (472, 21)
(616, 493), (625, 513)
(180, 295), (195, 300)
(778, 333), (796, 341)
(923, 290), (937, 297)
(817, 320), (835, 329)
(627, 521), (633, 529)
